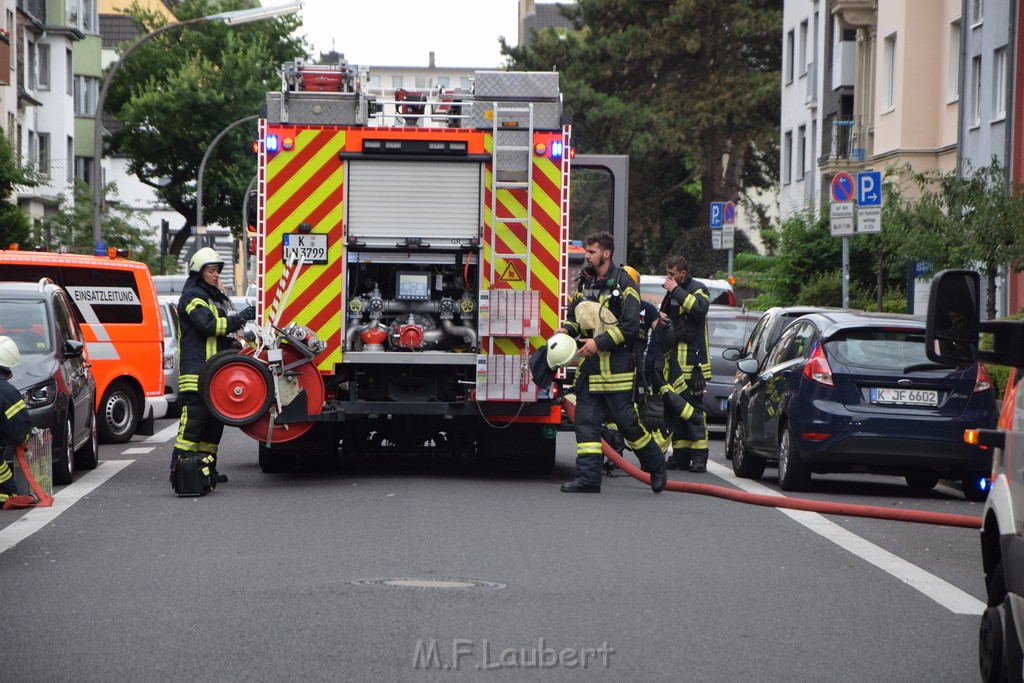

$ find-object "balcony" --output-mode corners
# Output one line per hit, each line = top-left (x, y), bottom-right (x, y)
(819, 117), (870, 174)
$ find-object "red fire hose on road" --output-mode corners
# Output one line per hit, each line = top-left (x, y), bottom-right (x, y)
(561, 401), (983, 529)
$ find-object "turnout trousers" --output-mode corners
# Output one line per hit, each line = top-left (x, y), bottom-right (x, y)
(573, 381), (665, 487)
(170, 391), (224, 475)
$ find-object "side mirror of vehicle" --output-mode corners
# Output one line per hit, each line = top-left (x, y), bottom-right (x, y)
(722, 347), (742, 362)
(64, 339), (86, 359)
(736, 357), (759, 375)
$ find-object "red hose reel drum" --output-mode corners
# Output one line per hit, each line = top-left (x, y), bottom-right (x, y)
(235, 345), (326, 444)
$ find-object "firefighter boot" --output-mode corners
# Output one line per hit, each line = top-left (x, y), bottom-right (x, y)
(689, 452), (709, 473)
(666, 453), (691, 470)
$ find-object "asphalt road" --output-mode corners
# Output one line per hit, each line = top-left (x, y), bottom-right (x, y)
(0, 419), (986, 682)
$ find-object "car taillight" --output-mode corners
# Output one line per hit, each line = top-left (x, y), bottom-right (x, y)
(802, 343), (833, 386)
(974, 363), (993, 393)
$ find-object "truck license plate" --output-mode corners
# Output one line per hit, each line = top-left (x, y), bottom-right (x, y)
(870, 388), (939, 406)
(282, 233), (328, 264)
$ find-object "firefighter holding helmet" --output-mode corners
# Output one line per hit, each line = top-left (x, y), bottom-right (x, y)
(170, 248), (256, 494)
(557, 233), (667, 494)
(0, 336), (32, 506)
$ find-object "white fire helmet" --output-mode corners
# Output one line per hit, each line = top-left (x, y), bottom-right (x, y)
(0, 335), (21, 370)
(189, 247), (225, 274)
(546, 333), (579, 369)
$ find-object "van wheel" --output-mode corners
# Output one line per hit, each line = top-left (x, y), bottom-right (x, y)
(98, 381), (139, 444)
(981, 560), (1024, 683)
(75, 414), (99, 471)
(53, 416), (75, 485)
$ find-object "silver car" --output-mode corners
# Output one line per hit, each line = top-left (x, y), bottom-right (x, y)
(158, 296), (180, 417)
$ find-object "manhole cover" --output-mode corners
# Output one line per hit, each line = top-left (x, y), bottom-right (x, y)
(350, 578), (506, 590)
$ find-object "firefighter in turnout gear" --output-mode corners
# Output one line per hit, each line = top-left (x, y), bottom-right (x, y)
(657, 255), (711, 472)
(558, 233), (667, 494)
(170, 248), (256, 494)
(0, 336), (32, 506)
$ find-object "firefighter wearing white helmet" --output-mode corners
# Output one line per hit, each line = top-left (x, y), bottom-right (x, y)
(0, 336), (32, 507)
(170, 248), (256, 495)
(556, 233), (667, 495)
(545, 332), (579, 369)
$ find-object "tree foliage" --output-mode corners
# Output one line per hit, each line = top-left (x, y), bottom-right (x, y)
(0, 128), (39, 248)
(103, 0), (306, 254)
(502, 0), (781, 273)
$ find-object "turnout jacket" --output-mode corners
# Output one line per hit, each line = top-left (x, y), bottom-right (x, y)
(177, 274), (245, 393)
(562, 263), (642, 393)
(0, 374), (32, 449)
(660, 274), (711, 388)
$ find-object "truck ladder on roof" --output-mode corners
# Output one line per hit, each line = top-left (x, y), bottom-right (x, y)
(488, 102), (535, 293)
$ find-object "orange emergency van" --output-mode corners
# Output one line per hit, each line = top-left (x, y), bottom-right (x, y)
(0, 250), (167, 443)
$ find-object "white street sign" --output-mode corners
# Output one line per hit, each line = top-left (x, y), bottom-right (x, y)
(722, 224), (735, 249)
(830, 201), (854, 218)
(857, 206), (881, 233)
(830, 201), (854, 236)
(711, 230), (723, 250)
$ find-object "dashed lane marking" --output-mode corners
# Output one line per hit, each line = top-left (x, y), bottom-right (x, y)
(0, 460), (134, 555)
(707, 461), (986, 616)
(122, 447), (155, 454)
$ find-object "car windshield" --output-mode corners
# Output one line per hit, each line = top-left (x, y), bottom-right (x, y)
(825, 329), (944, 372)
(709, 317), (758, 347)
(0, 300), (52, 354)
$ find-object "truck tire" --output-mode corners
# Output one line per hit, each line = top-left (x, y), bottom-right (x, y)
(258, 441), (299, 474)
(477, 423), (555, 475)
(98, 381), (139, 444)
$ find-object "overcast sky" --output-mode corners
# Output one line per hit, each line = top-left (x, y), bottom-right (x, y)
(292, 0), (522, 68)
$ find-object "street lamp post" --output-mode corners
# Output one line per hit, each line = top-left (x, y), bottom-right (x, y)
(91, 2), (303, 249)
(195, 114), (259, 248)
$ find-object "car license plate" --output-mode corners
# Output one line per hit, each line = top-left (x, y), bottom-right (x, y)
(282, 233), (328, 264)
(870, 387), (939, 406)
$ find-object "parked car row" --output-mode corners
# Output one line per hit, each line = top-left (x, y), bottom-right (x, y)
(719, 308), (996, 500)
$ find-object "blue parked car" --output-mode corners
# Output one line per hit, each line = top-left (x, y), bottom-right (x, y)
(724, 310), (997, 500)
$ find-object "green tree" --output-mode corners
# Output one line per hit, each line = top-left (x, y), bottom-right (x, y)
(40, 181), (161, 269)
(0, 128), (39, 248)
(503, 0), (781, 272)
(103, 0), (306, 256)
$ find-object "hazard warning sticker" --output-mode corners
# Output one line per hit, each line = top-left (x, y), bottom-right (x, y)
(498, 261), (524, 283)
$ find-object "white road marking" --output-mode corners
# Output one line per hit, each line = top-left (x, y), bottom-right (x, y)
(0, 460), (134, 555)
(122, 447), (155, 454)
(707, 460), (986, 616)
(144, 422), (179, 443)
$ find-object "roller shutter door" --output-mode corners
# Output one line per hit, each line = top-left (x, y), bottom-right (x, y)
(347, 160), (482, 246)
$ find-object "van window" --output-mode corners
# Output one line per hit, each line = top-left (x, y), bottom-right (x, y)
(3, 264), (143, 324)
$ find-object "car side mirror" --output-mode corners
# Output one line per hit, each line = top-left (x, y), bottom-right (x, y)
(925, 269), (980, 366)
(63, 339), (85, 359)
(722, 347), (741, 362)
(736, 357), (759, 375)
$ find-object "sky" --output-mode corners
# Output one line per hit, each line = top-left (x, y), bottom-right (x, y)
(292, 0), (522, 68)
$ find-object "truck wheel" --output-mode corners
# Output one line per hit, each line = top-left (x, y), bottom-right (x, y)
(258, 441), (299, 474)
(98, 381), (139, 444)
(778, 424), (811, 491)
(477, 423), (555, 475)
(981, 560), (1024, 683)
(53, 416), (75, 485)
(75, 414), (99, 471)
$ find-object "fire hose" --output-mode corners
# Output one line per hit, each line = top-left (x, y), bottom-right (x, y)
(561, 401), (983, 529)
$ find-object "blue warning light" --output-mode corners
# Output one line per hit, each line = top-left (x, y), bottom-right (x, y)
(550, 140), (564, 160)
(266, 134), (280, 153)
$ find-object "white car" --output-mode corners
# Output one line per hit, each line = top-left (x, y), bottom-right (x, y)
(638, 274), (735, 307)
(157, 296), (181, 416)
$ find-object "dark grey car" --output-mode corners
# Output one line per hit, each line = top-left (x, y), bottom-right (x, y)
(704, 307), (762, 422)
(0, 281), (98, 485)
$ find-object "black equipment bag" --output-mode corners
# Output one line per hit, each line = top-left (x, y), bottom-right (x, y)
(172, 455), (210, 497)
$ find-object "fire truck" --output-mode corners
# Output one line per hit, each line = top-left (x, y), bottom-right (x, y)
(201, 59), (626, 474)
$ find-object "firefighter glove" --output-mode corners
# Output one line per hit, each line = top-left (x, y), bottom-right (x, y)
(236, 305), (257, 322)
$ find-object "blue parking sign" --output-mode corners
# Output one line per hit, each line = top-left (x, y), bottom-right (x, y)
(857, 171), (882, 207)
(710, 202), (723, 228)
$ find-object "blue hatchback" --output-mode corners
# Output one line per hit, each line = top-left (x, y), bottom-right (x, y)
(724, 310), (997, 500)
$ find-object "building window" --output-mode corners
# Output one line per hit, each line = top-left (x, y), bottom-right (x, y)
(67, 0), (78, 26)
(66, 49), (73, 96)
(66, 136), (73, 183)
(391, 75), (403, 89)
(75, 156), (93, 185)
(993, 47), (1007, 120)
(972, 0), (984, 25)
(82, 0), (96, 33)
(799, 20), (808, 76)
(38, 44), (50, 90)
(74, 75), (98, 116)
(27, 131), (36, 169)
(786, 29), (795, 84)
(972, 56), (982, 126)
(882, 33), (897, 112)
(797, 125), (806, 180)
(37, 133), (50, 176)
(414, 75), (427, 89)
(460, 76), (472, 90)
(27, 41), (37, 90)
(783, 130), (793, 185)
(947, 20), (960, 102)
(437, 76), (449, 88)
(368, 74), (381, 90)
